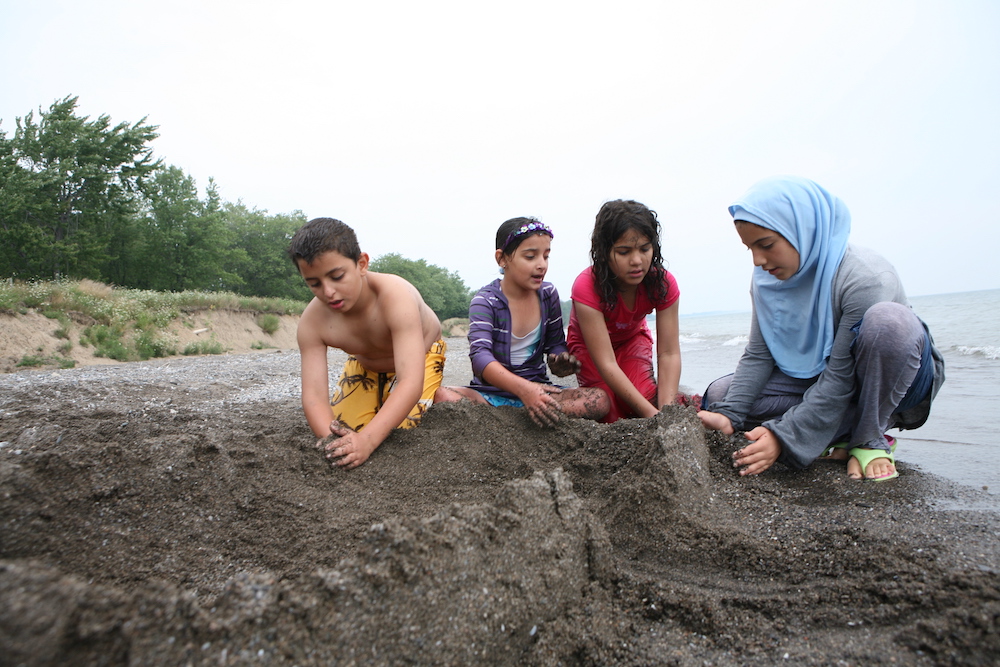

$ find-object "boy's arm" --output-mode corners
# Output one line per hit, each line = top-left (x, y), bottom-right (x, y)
(654, 303), (681, 408)
(325, 289), (429, 469)
(298, 313), (334, 439)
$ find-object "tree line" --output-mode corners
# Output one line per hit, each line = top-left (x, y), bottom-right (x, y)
(0, 96), (472, 319)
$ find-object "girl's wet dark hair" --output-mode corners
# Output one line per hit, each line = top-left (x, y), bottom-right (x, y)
(590, 200), (668, 308)
(287, 217), (362, 266)
(495, 216), (552, 256)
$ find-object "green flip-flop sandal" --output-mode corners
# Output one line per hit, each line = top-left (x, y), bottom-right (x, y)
(847, 438), (898, 482)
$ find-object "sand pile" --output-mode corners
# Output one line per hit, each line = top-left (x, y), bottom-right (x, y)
(1, 352), (998, 665)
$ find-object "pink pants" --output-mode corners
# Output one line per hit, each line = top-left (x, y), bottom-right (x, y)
(571, 328), (656, 423)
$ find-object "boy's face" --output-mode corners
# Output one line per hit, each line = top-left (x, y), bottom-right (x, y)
(297, 250), (369, 313)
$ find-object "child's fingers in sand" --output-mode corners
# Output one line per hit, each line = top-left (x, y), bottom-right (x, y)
(732, 427), (781, 476)
(324, 432), (374, 469)
(523, 384), (563, 427)
(321, 421), (374, 469)
(527, 400), (562, 427)
(697, 410), (735, 435)
(529, 403), (562, 427)
(329, 419), (354, 436)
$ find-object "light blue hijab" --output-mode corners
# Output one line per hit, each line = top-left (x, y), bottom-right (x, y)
(729, 176), (851, 379)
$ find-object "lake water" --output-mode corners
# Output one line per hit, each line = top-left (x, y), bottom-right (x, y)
(677, 289), (1000, 495)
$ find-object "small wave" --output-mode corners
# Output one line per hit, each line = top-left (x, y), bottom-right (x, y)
(955, 345), (1000, 360)
(722, 336), (749, 347)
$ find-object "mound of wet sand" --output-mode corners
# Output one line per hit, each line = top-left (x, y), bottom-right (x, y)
(1, 349), (998, 665)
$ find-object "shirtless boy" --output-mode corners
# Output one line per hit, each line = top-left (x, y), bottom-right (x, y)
(288, 218), (445, 469)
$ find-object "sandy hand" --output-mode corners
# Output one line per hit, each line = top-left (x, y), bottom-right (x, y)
(523, 383), (563, 428)
(732, 426), (781, 476)
(318, 420), (375, 470)
(546, 352), (581, 377)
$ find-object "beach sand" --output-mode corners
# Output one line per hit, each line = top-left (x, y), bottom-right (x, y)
(1, 339), (998, 665)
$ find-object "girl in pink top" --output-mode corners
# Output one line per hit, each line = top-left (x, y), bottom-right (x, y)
(567, 199), (682, 423)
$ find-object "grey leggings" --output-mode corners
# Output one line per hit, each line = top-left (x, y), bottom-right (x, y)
(702, 302), (929, 452)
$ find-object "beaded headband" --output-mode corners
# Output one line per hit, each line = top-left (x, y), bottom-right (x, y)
(501, 221), (554, 252)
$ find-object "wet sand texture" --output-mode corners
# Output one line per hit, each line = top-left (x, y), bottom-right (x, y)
(1, 358), (999, 665)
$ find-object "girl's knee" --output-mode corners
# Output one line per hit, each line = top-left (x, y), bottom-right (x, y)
(703, 374), (734, 406)
(591, 387), (612, 417)
(562, 387), (611, 421)
(862, 301), (916, 329)
(434, 386), (463, 403)
(855, 302), (925, 365)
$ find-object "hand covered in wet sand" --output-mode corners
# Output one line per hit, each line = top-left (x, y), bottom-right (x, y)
(546, 352), (581, 377)
(697, 410), (735, 435)
(317, 420), (376, 470)
(732, 426), (781, 476)
(521, 383), (564, 428)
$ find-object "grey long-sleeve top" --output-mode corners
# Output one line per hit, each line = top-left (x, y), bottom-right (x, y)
(708, 245), (945, 470)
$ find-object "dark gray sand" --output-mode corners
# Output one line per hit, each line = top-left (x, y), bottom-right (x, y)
(1, 347), (998, 666)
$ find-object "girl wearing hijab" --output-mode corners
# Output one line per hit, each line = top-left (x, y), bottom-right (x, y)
(698, 176), (944, 481)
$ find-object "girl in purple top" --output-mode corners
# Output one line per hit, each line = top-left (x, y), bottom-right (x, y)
(435, 217), (609, 426)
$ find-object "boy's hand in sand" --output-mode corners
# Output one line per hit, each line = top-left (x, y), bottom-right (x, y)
(546, 352), (581, 377)
(732, 426), (781, 476)
(521, 383), (564, 428)
(697, 410), (735, 435)
(319, 420), (376, 469)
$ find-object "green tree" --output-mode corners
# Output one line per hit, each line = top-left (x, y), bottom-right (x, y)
(0, 130), (40, 277)
(136, 168), (245, 292)
(370, 253), (472, 320)
(0, 96), (159, 280)
(224, 203), (308, 300)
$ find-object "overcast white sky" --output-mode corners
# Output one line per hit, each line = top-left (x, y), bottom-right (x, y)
(2, 0), (997, 314)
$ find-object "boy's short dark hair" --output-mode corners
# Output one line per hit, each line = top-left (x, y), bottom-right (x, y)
(287, 218), (362, 266)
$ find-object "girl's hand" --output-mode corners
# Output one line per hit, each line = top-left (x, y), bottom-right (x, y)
(732, 426), (781, 476)
(698, 410), (735, 435)
(521, 383), (563, 427)
(546, 352), (581, 377)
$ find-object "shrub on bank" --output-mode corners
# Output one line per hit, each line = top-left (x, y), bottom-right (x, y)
(1, 279), (304, 365)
